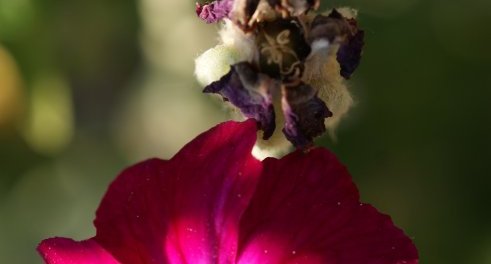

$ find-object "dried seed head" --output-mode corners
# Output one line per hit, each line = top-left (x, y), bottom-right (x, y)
(195, 4), (365, 155)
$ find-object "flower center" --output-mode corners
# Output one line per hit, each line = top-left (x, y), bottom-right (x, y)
(256, 18), (310, 82)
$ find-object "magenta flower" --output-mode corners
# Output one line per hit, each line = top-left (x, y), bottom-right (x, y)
(38, 120), (417, 264)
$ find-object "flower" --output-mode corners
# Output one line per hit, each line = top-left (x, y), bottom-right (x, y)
(38, 120), (418, 263)
(195, 1), (364, 153)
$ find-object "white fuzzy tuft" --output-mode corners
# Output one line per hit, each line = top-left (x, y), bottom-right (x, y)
(219, 19), (256, 61)
(304, 45), (354, 134)
(195, 20), (256, 86)
(253, 137), (292, 159)
(252, 145), (270, 160)
(195, 45), (239, 86)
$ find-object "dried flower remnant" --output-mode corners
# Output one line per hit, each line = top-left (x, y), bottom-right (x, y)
(195, 1), (365, 153)
(196, 0), (234, 23)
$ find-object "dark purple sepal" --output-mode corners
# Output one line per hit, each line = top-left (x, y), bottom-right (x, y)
(282, 82), (332, 149)
(337, 27), (365, 79)
(196, 0), (234, 24)
(203, 62), (277, 140)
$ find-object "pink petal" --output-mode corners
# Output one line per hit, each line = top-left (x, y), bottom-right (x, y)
(38, 238), (120, 264)
(237, 148), (418, 264)
(93, 120), (262, 263)
(196, 0), (234, 24)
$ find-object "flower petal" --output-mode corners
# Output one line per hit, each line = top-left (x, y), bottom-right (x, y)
(93, 120), (262, 264)
(196, 0), (234, 24)
(204, 62), (277, 140)
(238, 148), (418, 264)
(281, 82), (332, 149)
(38, 238), (120, 264)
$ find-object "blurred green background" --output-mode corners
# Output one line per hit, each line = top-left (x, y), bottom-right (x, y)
(0, 0), (490, 263)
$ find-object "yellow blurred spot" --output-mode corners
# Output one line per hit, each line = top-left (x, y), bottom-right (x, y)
(23, 74), (74, 155)
(0, 45), (24, 130)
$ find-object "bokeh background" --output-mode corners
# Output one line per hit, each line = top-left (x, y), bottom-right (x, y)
(0, 0), (490, 263)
